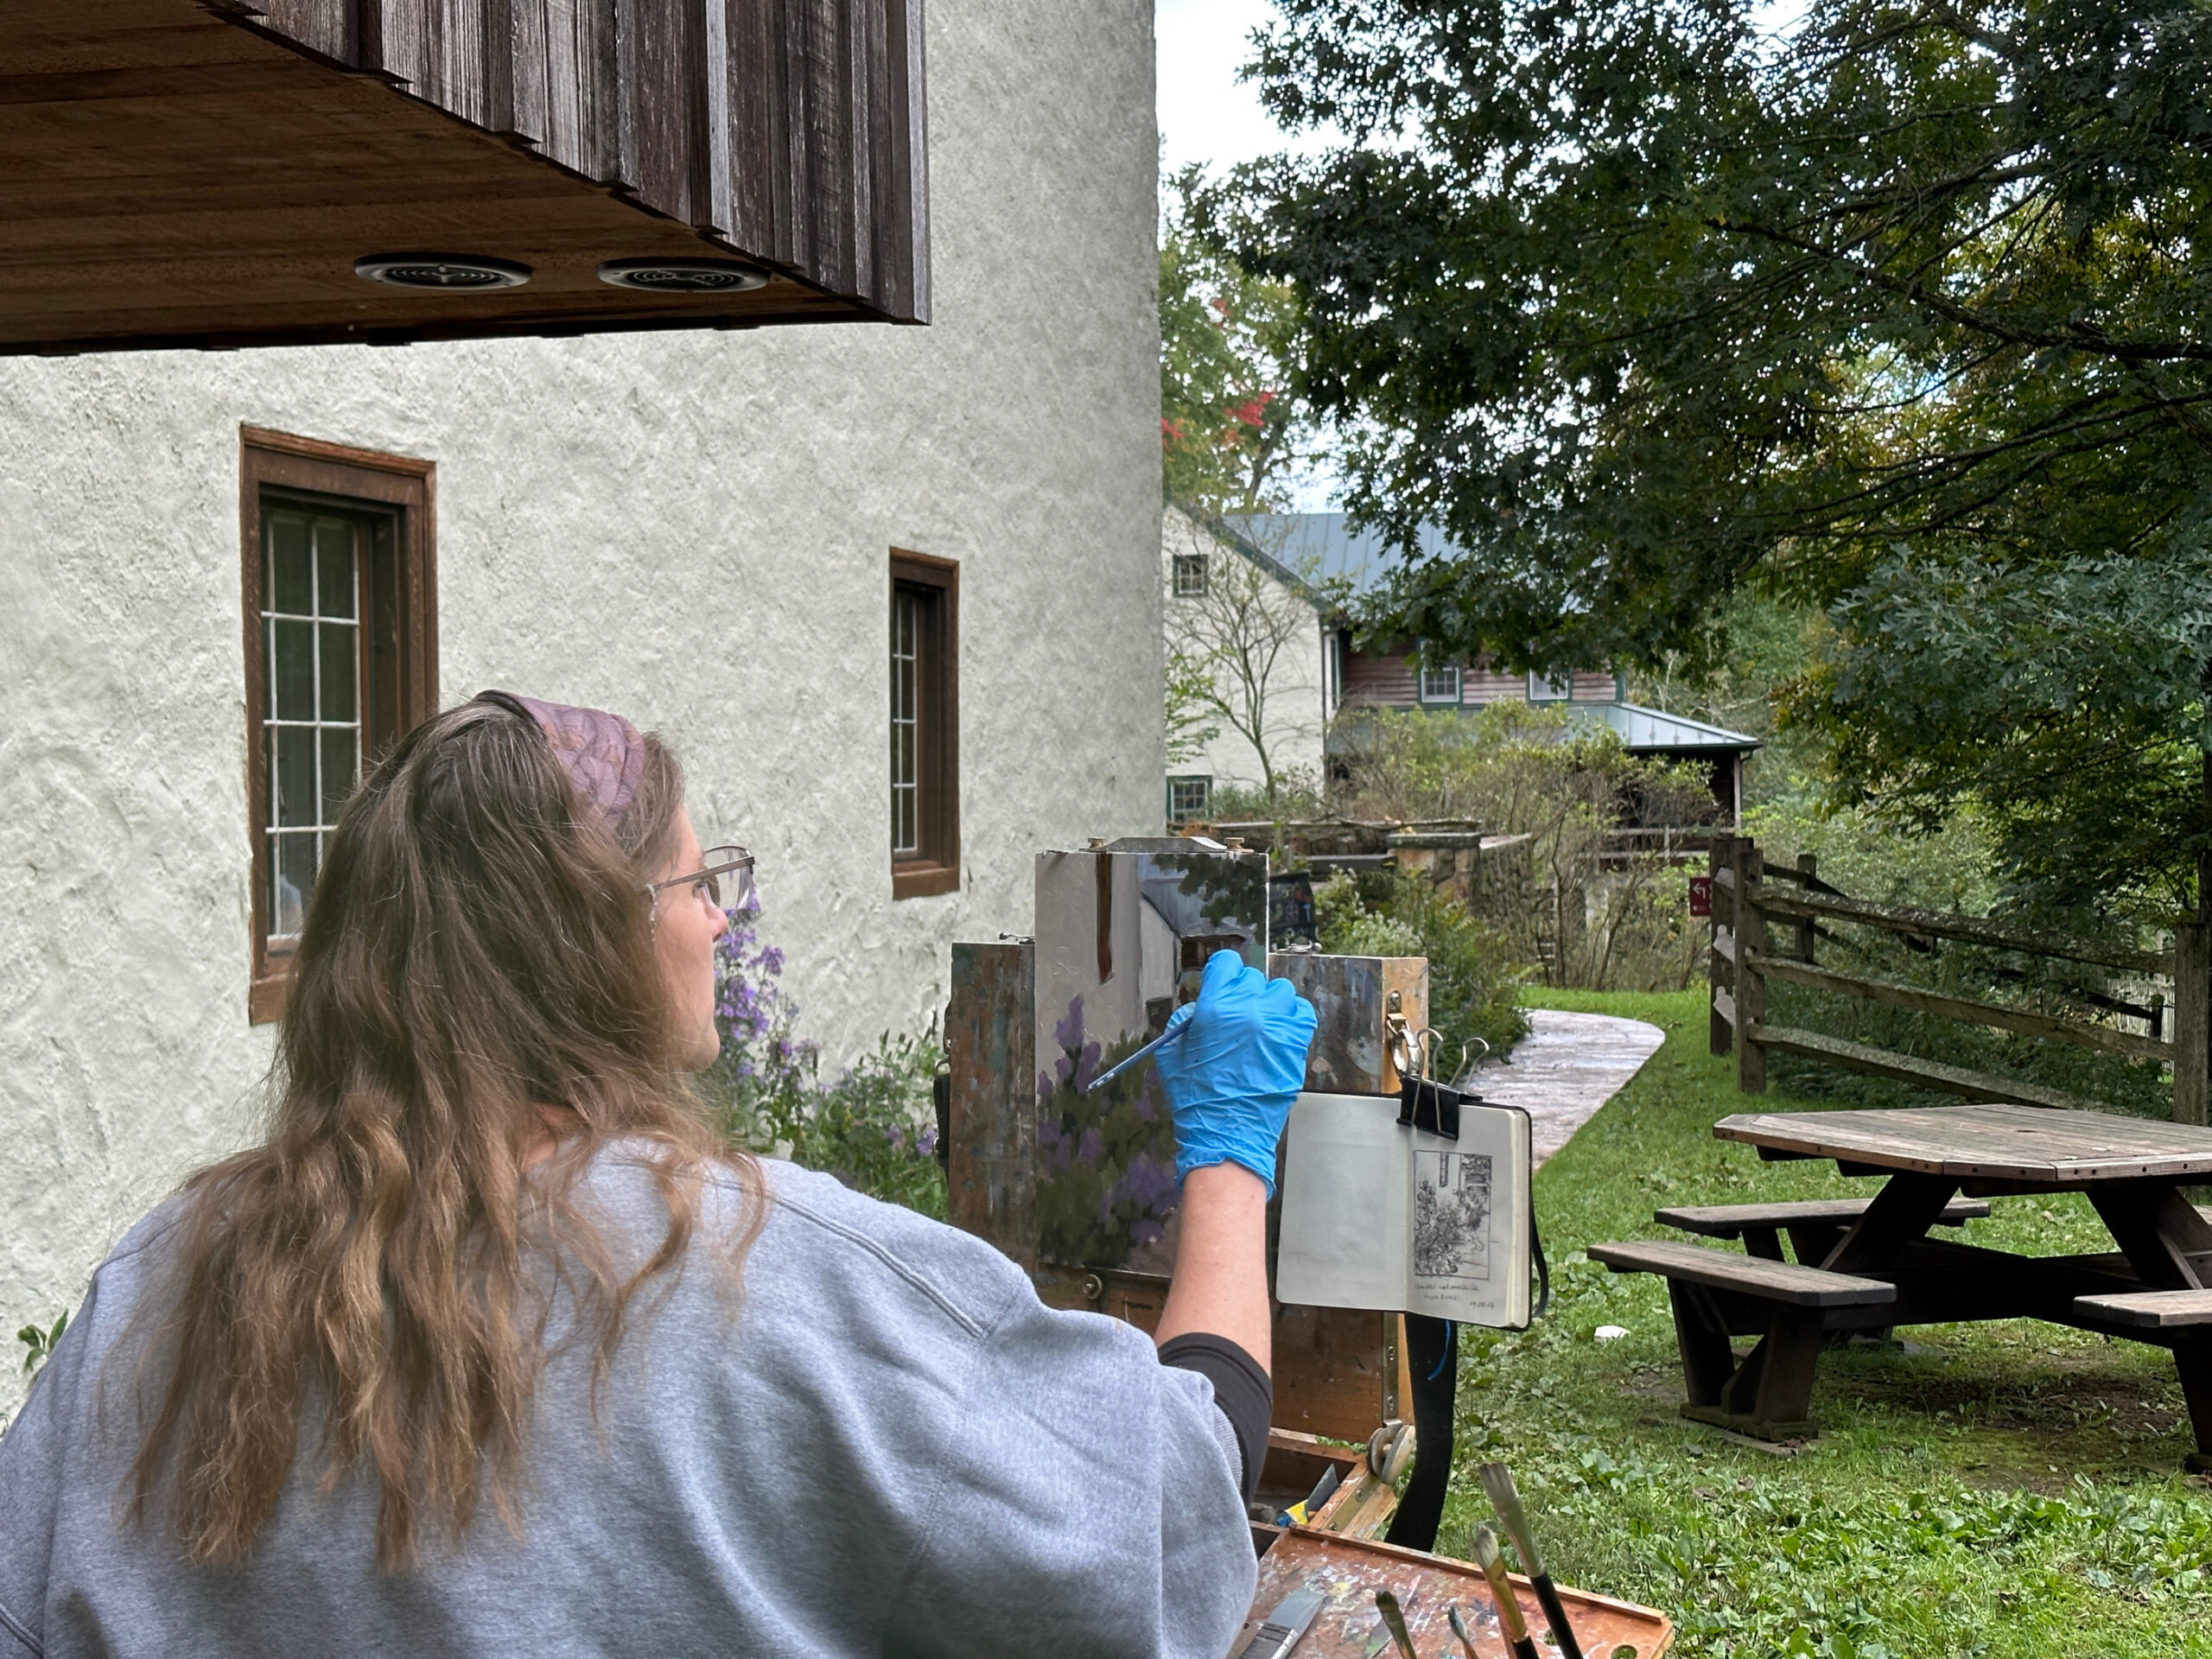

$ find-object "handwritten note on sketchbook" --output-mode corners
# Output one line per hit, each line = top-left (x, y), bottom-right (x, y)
(1275, 1093), (1533, 1328)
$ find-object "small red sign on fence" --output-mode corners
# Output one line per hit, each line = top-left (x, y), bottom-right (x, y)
(1688, 874), (1713, 918)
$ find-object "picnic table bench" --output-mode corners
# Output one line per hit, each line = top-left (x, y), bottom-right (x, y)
(1592, 1103), (2212, 1466)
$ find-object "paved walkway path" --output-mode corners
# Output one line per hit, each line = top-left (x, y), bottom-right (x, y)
(1466, 1008), (1667, 1169)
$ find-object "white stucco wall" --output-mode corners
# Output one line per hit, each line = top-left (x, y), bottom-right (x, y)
(0, 0), (1161, 1408)
(1162, 505), (1327, 804)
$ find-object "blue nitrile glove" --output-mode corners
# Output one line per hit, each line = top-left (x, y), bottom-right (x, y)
(1152, 949), (1318, 1197)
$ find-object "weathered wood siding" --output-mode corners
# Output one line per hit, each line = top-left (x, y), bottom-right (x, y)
(231, 0), (929, 321)
(1341, 651), (1615, 708)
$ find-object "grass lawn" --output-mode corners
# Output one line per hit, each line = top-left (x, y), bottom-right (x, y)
(1431, 988), (2212, 1659)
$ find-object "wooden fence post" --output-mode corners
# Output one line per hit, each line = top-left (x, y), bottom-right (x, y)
(1734, 838), (1768, 1094)
(1710, 832), (1735, 1057)
(2174, 922), (2209, 1127)
(1795, 853), (1819, 962)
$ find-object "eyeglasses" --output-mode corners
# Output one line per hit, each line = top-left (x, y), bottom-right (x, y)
(646, 845), (755, 915)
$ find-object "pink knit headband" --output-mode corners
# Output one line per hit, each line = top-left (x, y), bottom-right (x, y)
(474, 690), (644, 826)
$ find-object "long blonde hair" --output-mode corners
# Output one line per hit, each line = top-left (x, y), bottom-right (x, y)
(124, 698), (761, 1569)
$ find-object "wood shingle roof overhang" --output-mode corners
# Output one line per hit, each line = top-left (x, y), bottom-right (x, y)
(3, 0), (927, 355)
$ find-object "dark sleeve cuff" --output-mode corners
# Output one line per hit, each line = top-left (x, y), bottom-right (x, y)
(1157, 1333), (1272, 1503)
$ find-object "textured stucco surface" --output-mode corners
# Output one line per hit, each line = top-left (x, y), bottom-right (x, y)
(0, 0), (1161, 1411)
(1162, 505), (1328, 800)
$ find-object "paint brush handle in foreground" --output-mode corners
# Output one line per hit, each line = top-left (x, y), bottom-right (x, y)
(1371, 1591), (1419, 1659)
(1479, 1461), (1584, 1659)
(1526, 1575), (1582, 1659)
(1080, 1025), (1185, 1094)
(1471, 1527), (1542, 1659)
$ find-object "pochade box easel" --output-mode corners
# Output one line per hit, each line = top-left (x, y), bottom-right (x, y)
(942, 838), (1674, 1658)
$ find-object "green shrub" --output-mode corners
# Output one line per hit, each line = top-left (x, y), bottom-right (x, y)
(1325, 705), (1725, 992)
(1205, 767), (1328, 824)
(700, 894), (946, 1217)
(1315, 870), (1531, 1058)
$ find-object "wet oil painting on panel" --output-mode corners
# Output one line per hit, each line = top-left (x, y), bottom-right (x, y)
(1032, 841), (1267, 1270)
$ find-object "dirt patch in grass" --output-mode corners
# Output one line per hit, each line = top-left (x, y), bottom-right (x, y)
(1809, 1333), (2196, 1491)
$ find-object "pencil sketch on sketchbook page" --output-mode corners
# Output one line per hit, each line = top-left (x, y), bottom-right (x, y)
(1275, 1095), (1532, 1328)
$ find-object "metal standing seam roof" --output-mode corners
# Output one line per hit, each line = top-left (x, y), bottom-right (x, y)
(1572, 701), (1761, 752)
(1328, 698), (1760, 754)
(1224, 511), (1432, 594)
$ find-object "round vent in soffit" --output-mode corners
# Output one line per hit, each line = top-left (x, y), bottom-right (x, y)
(596, 257), (772, 293)
(353, 254), (534, 290)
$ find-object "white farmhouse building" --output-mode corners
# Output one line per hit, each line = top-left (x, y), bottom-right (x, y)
(1162, 511), (1758, 823)
(0, 0), (1162, 1405)
(1160, 504), (1330, 820)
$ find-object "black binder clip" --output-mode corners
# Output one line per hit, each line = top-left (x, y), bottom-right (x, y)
(1395, 1029), (1462, 1141)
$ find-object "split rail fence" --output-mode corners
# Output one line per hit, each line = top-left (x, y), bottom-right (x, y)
(1707, 833), (2209, 1126)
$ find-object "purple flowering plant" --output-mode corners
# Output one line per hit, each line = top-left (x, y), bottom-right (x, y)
(701, 889), (946, 1218)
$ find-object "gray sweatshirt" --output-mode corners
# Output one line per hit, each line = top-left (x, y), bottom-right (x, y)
(0, 1153), (1257, 1657)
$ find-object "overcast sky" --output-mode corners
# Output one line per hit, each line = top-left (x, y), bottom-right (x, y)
(1155, 0), (1342, 507)
(1154, 0), (1324, 179)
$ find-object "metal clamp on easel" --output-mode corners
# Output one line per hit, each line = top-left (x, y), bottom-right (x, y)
(1395, 1029), (1475, 1141)
(1382, 988), (1413, 1084)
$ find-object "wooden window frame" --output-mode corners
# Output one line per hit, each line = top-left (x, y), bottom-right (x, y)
(242, 427), (436, 1022)
(890, 548), (960, 899)
(1172, 551), (1209, 597)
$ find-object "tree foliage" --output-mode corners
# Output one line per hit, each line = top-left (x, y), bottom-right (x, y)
(1160, 165), (1318, 515)
(1215, 0), (2212, 912)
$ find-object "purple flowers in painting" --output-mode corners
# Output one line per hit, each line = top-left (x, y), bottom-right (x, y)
(1033, 994), (1182, 1265)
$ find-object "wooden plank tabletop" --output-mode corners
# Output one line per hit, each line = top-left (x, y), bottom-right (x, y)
(1714, 1103), (2212, 1182)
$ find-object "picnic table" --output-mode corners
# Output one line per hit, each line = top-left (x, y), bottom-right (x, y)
(1590, 1102), (2212, 1469)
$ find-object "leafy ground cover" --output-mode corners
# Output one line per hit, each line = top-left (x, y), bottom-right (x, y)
(1436, 988), (2212, 1659)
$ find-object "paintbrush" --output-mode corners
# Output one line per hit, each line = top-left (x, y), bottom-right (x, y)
(1478, 1461), (1583, 1659)
(1372, 1590), (1419, 1659)
(1080, 1024), (1186, 1094)
(1446, 1604), (1483, 1659)
(1471, 1527), (1541, 1659)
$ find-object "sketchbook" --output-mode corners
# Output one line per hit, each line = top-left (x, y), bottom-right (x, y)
(1274, 1092), (1534, 1329)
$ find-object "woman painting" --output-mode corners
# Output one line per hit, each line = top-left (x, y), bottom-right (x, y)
(0, 692), (1314, 1658)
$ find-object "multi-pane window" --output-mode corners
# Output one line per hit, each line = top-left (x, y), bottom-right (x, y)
(261, 508), (365, 940)
(243, 428), (435, 1022)
(1418, 664), (1462, 704)
(891, 586), (921, 856)
(1528, 671), (1571, 702)
(1168, 776), (1212, 822)
(1173, 552), (1209, 597)
(889, 550), (960, 898)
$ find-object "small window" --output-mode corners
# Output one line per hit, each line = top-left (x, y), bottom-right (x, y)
(243, 429), (435, 1023)
(891, 549), (960, 898)
(1529, 671), (1571, 702)
(1173, 552), (1210, 597)
(1167, 776), (1212, 822)
(1418, 664), (1462, 704)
